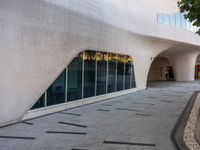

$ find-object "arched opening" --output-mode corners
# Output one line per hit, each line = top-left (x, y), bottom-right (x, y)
(195, 55), (200, 79)
(148, 57), (174, 82)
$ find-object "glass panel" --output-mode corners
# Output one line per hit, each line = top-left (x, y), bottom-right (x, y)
(31, 93), (45, 110)
(83, 50), (96, 98)
(117, 54), (125, 91)
(67, 53), (83, 102)
(107, 53), (117, 93)
(163, 15), (169, 25)
(175, 13), (181, 28)
(47, 70), (66, 106)
(96, 51), (108, 96)
(131, 64), (136, 88)
(180, 13), (186, 29)
(169, 15), (176, 26)
(157, 14), (163, 24)
(125, 56), (132, 89)
(186, 19), (191, 30)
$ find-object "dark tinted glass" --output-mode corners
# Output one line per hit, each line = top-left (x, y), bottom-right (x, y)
(96, 52), (108, 96)
(31, 93), (45, 110)
(117, 55), (125, 91)
(125, 56), (132, 89)
(107, 53), (117, 93)
(83, 50), (96, 98)
(67, 53), (83, 102)
(131, 64), (136, 88)
(47, 70), (66, 106)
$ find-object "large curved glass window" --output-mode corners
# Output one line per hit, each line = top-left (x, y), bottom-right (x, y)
(47, 70), (66, 106)
(117, 55), (125, 91)
(31, 50), (136, 110)
(96, 51), (108, 96)
(67, 53), (83, 102)
(83, 50), (96, 98)
(125, 56), (132, 89)
(157, 12), (198, 33)
(107, 53), (117, 93)
(31, 93), (45, 110)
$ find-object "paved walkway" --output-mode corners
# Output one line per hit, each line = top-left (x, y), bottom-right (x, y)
(1, 81), (200, 150)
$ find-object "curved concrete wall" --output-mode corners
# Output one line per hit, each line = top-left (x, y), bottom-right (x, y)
(0, 0), (200, 126)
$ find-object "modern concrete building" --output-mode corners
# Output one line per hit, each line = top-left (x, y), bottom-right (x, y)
(0, 0), (200, 127)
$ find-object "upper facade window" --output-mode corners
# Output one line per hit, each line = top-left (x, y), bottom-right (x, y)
(157, 12), (198, 33)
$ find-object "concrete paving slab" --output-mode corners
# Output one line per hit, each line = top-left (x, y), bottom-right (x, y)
(1, 81), (200, 150)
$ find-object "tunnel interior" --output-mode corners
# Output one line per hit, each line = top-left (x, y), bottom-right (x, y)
(148, 57), (174, 83)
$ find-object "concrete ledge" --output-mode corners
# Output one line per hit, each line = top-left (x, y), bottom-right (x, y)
(22, 88), (137, 121)
(171, 91), (199, 150)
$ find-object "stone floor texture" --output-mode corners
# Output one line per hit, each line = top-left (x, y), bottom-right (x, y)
(1, 81), (200, 150)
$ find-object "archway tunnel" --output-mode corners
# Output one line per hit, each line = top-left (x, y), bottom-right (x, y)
(147, 57), (174, 83)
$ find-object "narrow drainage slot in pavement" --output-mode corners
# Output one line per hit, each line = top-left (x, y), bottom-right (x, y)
(101, 104), (112, 106)
(135, 113), (151, 117)
(161, 100), (174, 103)
(132, 102), (155, 106)
(162, 95), (182, 97)
(71, 148), (89, 150)
(148, 97), (158, 99)
(116, 108), (142, 112)
(98, 109), (110, 112)
(46, 131), (87, 135)
(112, 101), (122, 103)
(20, 121), (34, 125)
(0, 136), (36, 140)
(103, 141), (156, 147)
(58, 112), (82, 116)
(58, 122), (88, 128)
(173, 92), (185, 94)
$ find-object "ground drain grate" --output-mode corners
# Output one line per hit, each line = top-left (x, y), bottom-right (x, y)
(161, 100), (174, 103)
(103, 141), (156, 147)
(20, 121), (34, 125)
(58, 122), (87, 128)
(46, 131), (87, 135)
(58, 112), (82, 116)
(116, 108), (142, 112)
(136, 113), (151, 117)
(0, 136), (36, 140)
(98, 109), (110, 112)
(132, 102), (155, 106)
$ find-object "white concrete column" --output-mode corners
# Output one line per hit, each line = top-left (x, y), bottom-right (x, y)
(172, 52), (198, 81)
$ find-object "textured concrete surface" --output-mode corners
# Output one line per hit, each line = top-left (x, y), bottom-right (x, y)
(1, 0), (200, 127)
(183, 93), (200, 150)
(0, 81), (200, 150)
(194, 94), (200, 148)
